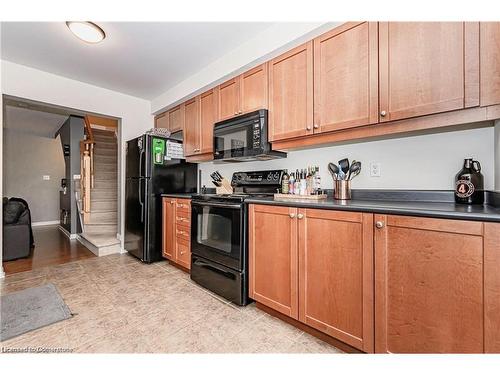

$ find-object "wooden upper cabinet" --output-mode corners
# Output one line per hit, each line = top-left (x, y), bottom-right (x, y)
(199, 89), (217, 155)
(218, 77), (240, 121)
(269, 41), (313, 141)
(314, 22), (378, 133)
(249, 204), (298, 319)
(378, 22), (479, 123)
(240, 63), (268, 114)
(375, 215), (484, 353)
(154, 112), (168, 129)
(183, 98), (200, 156)
(162, 198), (176, 259)
(298, 209), (374, 352)
(167, 105), (183, 133)
(480, 22), (500, 107)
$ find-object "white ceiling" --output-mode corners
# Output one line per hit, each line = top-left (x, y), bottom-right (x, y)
(1, 22), (275, 100)
(3, 104), (69, 138)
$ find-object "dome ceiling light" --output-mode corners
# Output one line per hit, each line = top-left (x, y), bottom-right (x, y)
(66, 21), (105, 44)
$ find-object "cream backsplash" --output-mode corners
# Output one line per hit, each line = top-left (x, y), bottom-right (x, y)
(199, 126), (496, 192)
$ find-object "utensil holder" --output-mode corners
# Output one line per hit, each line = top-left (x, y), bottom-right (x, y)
(334, 180), (351, 200)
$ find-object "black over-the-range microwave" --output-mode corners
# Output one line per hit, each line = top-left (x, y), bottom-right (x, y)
(213, 109), (286, 162)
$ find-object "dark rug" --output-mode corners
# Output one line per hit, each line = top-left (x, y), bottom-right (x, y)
(0, 283), (72, 341)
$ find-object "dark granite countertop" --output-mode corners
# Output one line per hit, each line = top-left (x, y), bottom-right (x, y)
(160, 193), (194, 199)
(245, 191), (500, 223)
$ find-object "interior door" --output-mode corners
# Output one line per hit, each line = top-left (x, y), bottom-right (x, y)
(268, 41), (313, 141)
(314, 22), (378, 133)
(249, 204), (298, 319)
(378, 22), (479, 122)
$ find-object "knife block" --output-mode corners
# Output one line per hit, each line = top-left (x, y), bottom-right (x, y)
(216, 178), (233, 195)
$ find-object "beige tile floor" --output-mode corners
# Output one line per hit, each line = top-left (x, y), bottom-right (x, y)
(1, 254), (342, 354)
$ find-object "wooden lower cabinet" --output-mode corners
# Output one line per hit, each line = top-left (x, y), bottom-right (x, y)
(162, 197), (191, 271)
(248, 204), (374, 351)
(249, 204), (500, 353)
(299, 209), (374, 352)
(249, 204), (298, 319)
(374, 215), (488, 353)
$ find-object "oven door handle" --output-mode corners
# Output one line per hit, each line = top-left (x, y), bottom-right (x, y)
(191, 201), (242, 209)
(193, 258), (236, 279)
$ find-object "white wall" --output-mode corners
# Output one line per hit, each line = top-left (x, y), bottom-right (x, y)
(199, 126), (495, 191)
(151, 22), (337, 114)
(1, 60), (153, 252)
(3, 129), (65, 223)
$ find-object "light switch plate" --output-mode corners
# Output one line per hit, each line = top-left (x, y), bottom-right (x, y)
(73, 174), (81, 180)
(43, 175), (50, 180)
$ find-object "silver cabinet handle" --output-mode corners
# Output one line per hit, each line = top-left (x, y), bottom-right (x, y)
(297, 213), (304, 219)
(289, 213), (296, 219)
(306, 125), (312, 131)
(380, 110), (387, 117)
(180, 250), (187, 255)
(234, 111), (238, 115)
(313, 124), (319, 129)
(170, 201), (175, 205)
(375, 221), (385, 229)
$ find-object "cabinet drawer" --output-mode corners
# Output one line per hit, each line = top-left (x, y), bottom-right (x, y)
(176, 237), (191, 269)
(176, 199), (191, 212)
(176, 211), (191, 227)
(176, 225), (191, 241)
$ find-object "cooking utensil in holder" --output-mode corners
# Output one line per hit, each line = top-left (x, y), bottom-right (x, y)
(334, 179), (351, 200)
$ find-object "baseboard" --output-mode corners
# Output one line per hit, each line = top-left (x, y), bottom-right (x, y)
(58, 225), (77, 240)
(32, 220), (60, 227)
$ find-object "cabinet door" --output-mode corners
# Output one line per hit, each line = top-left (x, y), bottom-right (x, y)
(168, 105), (183, 133)
(269, 42), (313, 141)
(249, 204), (298, 319)
(379, 22), (479, 122)
(298, 209), (374, 352)
(374, 215), (484, 353)
(183, 98), (200, 156)
(485, 222), (500, 353)
(199, 89), (217, 155)
(176, 237), (191, 270)
(480, 22), (500, 106)
(154, 113), (168, 129)
(218, 77), (240, 121)
(314, 22), (378, 133)
(162, 198), (175, 259)
(240, 63), (268, 114)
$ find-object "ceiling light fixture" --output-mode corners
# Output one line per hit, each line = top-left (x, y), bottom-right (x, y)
(66, 21), (105, 44)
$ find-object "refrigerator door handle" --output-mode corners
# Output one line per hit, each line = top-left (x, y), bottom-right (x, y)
(139, 147), (145, 178)
(139, 179), (144, 223)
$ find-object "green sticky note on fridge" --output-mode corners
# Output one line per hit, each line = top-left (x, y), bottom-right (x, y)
(152, 137), (165, 164)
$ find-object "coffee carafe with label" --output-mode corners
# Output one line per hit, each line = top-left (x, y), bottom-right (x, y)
(454, 158), (484, 205)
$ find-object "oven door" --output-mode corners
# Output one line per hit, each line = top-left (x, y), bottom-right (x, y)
(191, 200), (244, 271)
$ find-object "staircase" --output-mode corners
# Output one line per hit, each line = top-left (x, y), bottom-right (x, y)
(79, 128), (120, 256)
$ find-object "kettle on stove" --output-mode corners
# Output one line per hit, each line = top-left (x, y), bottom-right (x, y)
(454, 158), (484, 205)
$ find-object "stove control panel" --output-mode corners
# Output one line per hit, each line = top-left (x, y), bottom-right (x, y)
(231, 170), (285, 187)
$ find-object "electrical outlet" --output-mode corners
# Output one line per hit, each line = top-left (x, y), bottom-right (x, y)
(370, 162), (381, 177)
(42, 175), (50, 180)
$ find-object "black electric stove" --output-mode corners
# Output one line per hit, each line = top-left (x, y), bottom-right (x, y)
(190, 170), (284, 305)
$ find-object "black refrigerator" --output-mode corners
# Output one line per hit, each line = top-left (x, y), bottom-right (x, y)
(125, 134), (197, 263)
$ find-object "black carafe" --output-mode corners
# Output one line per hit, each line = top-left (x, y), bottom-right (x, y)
(454, 158), (484, 205)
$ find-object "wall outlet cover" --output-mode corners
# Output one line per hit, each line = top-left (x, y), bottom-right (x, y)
(42, 175), (50, 180)
(370, 162), (381, 177)
(73, 174), (81, 180)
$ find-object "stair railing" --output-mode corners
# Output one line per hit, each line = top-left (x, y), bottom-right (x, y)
(80, 115), (95, 222)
